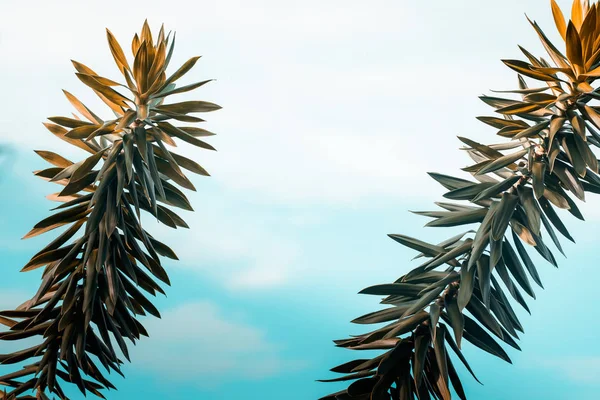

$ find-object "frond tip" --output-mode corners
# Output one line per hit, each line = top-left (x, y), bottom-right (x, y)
(0, 21), (219, 399)
(321, 1), (600, 398)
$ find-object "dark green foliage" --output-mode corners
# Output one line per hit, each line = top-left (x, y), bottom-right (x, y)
(0, 22), (219, 399)
(321, 1), (600, 398)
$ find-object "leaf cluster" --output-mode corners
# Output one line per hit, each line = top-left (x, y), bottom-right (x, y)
(0, 21), (219, 400)
(321, 1), (600, 399)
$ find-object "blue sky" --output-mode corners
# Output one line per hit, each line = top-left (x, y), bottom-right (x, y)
(1, 0), (599, 398)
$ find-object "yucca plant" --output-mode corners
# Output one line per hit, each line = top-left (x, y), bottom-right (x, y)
(321, 1), (600, 399)
(0, 21), (219, 399)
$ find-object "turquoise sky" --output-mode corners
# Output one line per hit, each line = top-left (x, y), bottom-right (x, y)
(0, 0), (599, 399)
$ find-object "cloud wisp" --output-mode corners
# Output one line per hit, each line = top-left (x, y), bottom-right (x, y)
(131, 301), (301, 385)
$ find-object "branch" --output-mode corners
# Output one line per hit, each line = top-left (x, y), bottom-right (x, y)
(0, 21), (220, 399)
(320, 1), (600, 398)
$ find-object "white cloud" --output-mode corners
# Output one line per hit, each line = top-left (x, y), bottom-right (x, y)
(131, 301), (301, 384)
(532, 356), (600, 385)
(229, 262), (289, 289)
(0, 0), (550, 206)
(140, 192), (302, 289)
(0, 0), (589, 290)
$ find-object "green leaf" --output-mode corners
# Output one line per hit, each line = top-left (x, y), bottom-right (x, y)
(495, 102), (543, 115)
(441, 322), (482, 384)
(574, 132), (598, 173)
(153, 145), (210, 176)
(513, 120), (550, 139)
(488, 291), (520, 338)
(160, 56), (202, 89)
(502, 241), (535, 299)
(548, 116), (565, 145)
(491, 192), (519, 241)
(62, 90), (103, 124)
(433, 325), (449, 386)
(501, 60), (556, 81)
(351, 304), (418, 325)
(572, 114), (586, 141)
(550, 0), (567, 40)
(458, 136), (503, 159)
(523, 92), (557, 104)
(489, 236), (503, 269)
(21, 244), (77, 272)
(494, 261), (531, 313)
(447, 352), (468, 400)
(518, 187), (541, 235)
(135, 126), (149, 162)
(154, 100), (221, 114)
(34, 151), (74, 168)
(581, 105), (600, 131)
(428, 172), (474, 190)
(532, 161), (546, 198)
(413, 333), (430, 387)
(383, 311), (429, 339)
(554, 161), (585, 201)
(472, 176), (520, 202)
(359, 283), (425, 297)
(329, 359), (371, 374)
(317, 371), (376, 383)
(538, 196), (574, 242)
(123, 134), (134, 183)
(469, 203), (497, 271)
(477, 257), (492, 307)
(106, 29), (131, 73)
(457, 262), (475, 311)
(491, 280), (524, 333)
(70, 148), (107, 183)
(538, 206), (565, 256)
(154, 157), (195, 191)
(476, 116), (529, 129)
(542, 186), (570, 209)
(511, 230), (543, 288)
(421, 240), (473, 273)
(476, 148), (528, 175)
(444, 296), (464, 348)
(562, 135), (587, 177)
(462, 314), (512, 363)
(444, 183), (495, 201)
(387, 234), (444, 257)
(156, 121), (216, 150)
(465, 295), (504, 339)
(430, 302), (441, 333)
(75, 73), (131, 106)
(566, 21), (584, 67)
(405, 286), (446, 318)
(177, 126), (216, 137)
(425, 209), (488, 228)
(47, 116), (94, 129)
(528, 17), (570, 69)
(150, 80), (213, 99)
